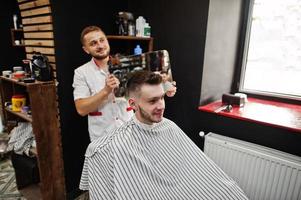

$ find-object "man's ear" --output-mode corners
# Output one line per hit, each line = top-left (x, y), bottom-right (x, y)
(128, 98), (136, 110)
(82, 46), (90, 54)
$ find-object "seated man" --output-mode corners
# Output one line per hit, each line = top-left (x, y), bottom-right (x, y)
(80, 71), (248, 200)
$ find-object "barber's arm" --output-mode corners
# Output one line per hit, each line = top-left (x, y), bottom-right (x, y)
(74, 74), (119, 116)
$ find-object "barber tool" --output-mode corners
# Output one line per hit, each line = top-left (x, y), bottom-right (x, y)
(222, 93), (245, 107)
(214, 104), (233, 113)
(31, 53), (52, 81)
(23, 77), (35, 83)
(214, 93), (246, 113)
(107, 50), (173, 97)
(108, 57), (129, 97)
(116, 12), (134, 35)
(31, 52), (53, 81)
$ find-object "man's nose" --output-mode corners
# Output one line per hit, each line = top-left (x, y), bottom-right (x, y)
(96, 41), (104, 48)
(157, 99), (165, 110)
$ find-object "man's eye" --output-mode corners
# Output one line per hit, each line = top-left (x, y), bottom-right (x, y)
(149, 100), (156, 104)
(90, 41), (97, 46)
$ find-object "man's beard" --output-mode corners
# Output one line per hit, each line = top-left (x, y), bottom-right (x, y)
(137, 105), (163, 124)
(92, 49), (110, 60)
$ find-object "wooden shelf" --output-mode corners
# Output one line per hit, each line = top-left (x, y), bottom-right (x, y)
(0, 76), (53, 86)
(12, 44), (25, 47)
(5, 107), (32, 122)
(107, 35), (154, 53)
(0, 76), (66, 200)
(11, 28), (25, 46)
(11, 28), (23, 32)
(107, 35), (153, 40)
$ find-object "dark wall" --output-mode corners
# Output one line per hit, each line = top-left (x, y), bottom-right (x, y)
(0, 1), (25, 71)
(128, 0), (210, 144)
(51, 0), (210, 196)
(51, 0), (128, 198)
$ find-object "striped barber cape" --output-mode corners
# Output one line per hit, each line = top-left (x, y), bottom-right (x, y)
(80, 116), (248, 200)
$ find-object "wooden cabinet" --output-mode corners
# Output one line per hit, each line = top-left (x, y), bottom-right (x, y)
(0, 76), (66, 200)
(107, 35), (153, 55)
(10, 28), (25, 47)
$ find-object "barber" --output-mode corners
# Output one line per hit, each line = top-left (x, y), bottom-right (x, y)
(73, 26), (133, 141)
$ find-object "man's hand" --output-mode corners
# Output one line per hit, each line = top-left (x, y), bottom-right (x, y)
(156, 71), (177, 97)
(164, 81), (177, 97)
(104, 74), (120, 93)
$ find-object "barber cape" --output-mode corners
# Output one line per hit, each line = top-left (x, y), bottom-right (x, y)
(80, 116), (248, 200)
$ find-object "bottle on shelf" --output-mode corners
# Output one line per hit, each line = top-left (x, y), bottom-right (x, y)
(128, 21), (135, 36)
(136, 16), (146, 37)
(134, 45), (142, 55)
(144, 23), (151, 38)
(13, 14), (19, 29)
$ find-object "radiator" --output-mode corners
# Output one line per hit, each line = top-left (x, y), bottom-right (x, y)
(204, 133), (301, 200)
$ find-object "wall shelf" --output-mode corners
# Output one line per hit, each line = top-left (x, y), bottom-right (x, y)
(0, 76), (66, 200)
(107, 35), (153, 40)
(10, 28), (25, 46)
(107, 35), (154, 54)
(5, 107), (32, 122)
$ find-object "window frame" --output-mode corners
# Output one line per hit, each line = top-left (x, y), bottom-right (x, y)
(238, 0), (301, 102)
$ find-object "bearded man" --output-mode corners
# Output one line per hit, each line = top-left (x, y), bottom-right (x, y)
(80, 70), (248, 200)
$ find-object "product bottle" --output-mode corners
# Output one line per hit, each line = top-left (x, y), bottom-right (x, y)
(134, 45), (142, 55)
(136, 16), (145, 37)
(128, 22), (135, 36)
(144, 23), (151, 37)
(13, 14), (18, 29)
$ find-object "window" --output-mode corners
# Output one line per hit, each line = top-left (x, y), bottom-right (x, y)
(240, 0), (301, 100)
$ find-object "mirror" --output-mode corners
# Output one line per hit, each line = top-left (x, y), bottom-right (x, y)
(109, 50), (173, 97)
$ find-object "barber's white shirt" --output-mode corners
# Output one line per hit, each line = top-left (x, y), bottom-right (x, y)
(73, 59), (133, 141)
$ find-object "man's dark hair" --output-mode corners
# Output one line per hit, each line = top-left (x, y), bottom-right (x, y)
(80, 26), (105, 45)
(126, 70), (163, 97)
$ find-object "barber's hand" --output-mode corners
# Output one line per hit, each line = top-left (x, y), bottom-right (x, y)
(156, 72), (177, 97)
(104, 74), (120, 93)
(165, 81), (177, 97)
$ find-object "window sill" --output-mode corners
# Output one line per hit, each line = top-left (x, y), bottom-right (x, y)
(198, 98), (301, 133)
